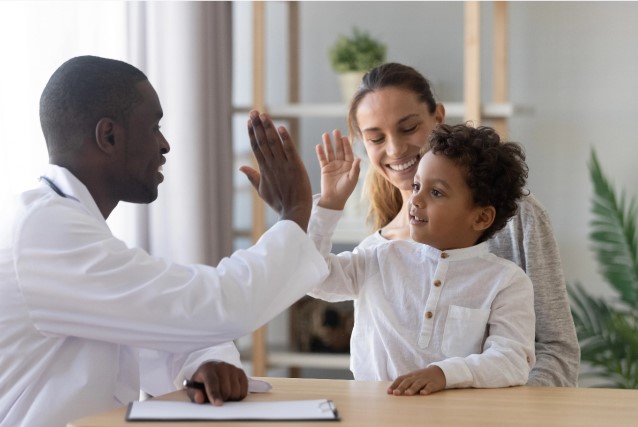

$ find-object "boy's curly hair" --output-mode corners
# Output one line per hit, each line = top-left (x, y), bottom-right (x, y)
(428, 123), (529, 242)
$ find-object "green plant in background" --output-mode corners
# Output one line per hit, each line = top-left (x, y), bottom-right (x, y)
(328, 27), (386, 73)
(569, 149), (638, 388)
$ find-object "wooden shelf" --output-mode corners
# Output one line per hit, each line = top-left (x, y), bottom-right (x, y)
(241, 346), (350, 371)
(233, 102), (515, 120)
(269, 350), (350, 370)
(238, 1), (513, 377)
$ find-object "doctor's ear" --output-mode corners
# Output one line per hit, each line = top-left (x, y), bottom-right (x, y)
(95, 118), (117, 152)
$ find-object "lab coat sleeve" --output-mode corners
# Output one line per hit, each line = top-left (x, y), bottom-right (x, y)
(15, 198), (328, 354)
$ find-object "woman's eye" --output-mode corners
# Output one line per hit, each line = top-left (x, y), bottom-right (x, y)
(402, 125), (417, 133)
(369, 136), (384, 144)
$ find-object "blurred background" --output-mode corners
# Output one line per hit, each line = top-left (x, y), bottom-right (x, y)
(1, 1), (637, 385)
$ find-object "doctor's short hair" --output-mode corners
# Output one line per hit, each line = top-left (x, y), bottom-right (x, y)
(427, 123), (529, 242)
(39, 55), (148, 156)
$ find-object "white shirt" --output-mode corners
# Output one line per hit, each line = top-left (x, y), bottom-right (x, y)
(308, 204), (535, 388)
(0, 165), (328, 427)
(357, 194), (580, 387)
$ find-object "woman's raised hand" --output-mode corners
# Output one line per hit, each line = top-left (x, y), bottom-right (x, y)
(315, 129), (361, 211)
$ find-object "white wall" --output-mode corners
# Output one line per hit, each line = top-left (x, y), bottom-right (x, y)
(232, 1), (638, 367)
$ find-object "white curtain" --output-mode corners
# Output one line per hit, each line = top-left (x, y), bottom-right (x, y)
(112, 1), (234, 265)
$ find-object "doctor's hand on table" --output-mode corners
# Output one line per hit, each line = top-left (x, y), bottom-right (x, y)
(186, 361), (249, 406)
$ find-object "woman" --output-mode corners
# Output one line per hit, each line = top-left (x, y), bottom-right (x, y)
(344, 62), (579, 387)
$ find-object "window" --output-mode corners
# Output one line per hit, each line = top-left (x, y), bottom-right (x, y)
(0, 1), (127, 200)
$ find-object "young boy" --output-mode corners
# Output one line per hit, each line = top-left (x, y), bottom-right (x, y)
(308, 123), (535, 396)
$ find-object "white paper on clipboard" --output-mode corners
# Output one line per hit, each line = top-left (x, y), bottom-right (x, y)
(126, 398), (339, 422)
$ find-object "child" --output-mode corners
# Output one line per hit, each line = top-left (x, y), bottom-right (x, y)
(308, 123), (535, 396)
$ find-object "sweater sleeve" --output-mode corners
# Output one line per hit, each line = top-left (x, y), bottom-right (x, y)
(488, 193), (580, 386)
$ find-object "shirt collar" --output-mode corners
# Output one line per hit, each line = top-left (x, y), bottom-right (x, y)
(42, 164), (106, 221)
(419, 240), (490, 261)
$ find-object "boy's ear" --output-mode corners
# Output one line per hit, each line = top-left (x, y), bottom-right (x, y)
(95, 118), (118, 153)
(473, 205), (496, 232)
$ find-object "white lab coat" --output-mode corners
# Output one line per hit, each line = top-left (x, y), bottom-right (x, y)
(0, 165), (328, 427)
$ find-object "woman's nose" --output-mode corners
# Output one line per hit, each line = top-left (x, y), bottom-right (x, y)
(385, 135), (406, 157)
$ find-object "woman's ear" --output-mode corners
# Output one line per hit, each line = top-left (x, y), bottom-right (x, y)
(473, 205), (495, 232)
(435, 103), (446, 124)
(95, 118), (117, 153)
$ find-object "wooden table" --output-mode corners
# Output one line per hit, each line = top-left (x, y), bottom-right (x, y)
(68, 377), (638, 427)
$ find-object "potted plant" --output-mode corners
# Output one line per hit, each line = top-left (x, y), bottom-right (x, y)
(328, 27), (386, 104)
(569, 149), (638, 388)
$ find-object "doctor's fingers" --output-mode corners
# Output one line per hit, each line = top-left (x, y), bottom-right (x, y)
(248, 111), (286, 161)
(214, 364), (249, 401)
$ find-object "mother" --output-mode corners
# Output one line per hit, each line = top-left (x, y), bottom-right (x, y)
(343, 62), (579, 386)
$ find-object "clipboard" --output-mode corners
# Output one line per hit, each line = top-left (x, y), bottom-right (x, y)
(126, 399), (340, 422)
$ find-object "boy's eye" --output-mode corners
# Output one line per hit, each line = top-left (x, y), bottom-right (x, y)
(411, 183), (419, 192)
(431, 189), (442, 197)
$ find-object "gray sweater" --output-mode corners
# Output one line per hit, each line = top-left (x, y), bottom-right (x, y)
(357, 193), (580, 387)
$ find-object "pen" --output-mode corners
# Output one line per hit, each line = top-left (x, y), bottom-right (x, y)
(183, 379), (206, 391)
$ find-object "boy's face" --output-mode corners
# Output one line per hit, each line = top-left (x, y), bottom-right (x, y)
(408, 151), (490, 250)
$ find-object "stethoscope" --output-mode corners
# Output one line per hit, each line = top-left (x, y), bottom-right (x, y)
(39, 176), (79, 201)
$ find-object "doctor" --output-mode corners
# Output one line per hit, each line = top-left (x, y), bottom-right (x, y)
(0, 55), (327, 427)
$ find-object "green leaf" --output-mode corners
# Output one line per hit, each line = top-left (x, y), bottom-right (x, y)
(569, 148), (638, 388)
(328, 27), (387, 73)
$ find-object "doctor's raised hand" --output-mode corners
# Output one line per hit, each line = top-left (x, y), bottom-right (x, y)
(240, 111), (313, 232)
(315, 129), (361, 211)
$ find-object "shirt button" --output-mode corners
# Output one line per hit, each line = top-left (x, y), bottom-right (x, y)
(441, 252), (449, 259)
(433, 280), (442, 287)
(425, 311), (433, 319)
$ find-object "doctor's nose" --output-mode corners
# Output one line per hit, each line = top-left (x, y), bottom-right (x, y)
(160, 132), (170, 154)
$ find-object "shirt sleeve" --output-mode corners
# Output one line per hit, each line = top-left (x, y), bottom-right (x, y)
(306, 196), (366, 302)
(431, 268), (536, 389)
(15, 199), (328, 354)
(488, 193), (580, 387)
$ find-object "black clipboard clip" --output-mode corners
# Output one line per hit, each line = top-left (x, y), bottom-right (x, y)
(319, 399), (340, 420)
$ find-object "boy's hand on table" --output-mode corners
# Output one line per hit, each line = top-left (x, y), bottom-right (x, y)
(387, 365), (446, 396)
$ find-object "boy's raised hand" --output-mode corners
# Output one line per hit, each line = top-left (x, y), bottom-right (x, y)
(240, 111), (313, 232)
(315, 129), (361, 211)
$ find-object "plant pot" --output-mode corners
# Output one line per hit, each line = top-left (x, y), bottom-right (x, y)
(338, 71), (366, 105)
